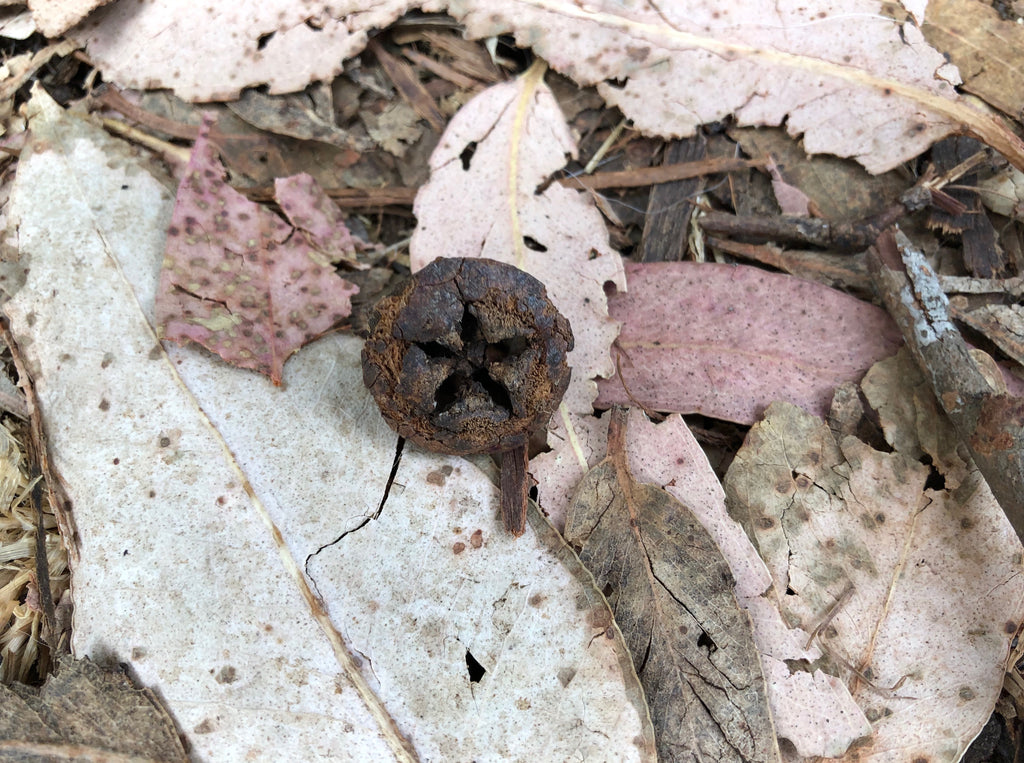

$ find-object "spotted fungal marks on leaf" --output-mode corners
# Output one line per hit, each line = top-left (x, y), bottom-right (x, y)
(362, 257), (573, 457)
(156, 114), (359, 385)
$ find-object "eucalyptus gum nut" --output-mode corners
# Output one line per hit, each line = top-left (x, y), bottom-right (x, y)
(361, 257), (574, 456)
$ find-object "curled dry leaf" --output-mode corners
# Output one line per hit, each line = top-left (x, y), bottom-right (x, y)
(73, 0), (1024, 171)
(596, 261), (904, 425)
(565, 408), (779, 762)
(155, 115), (359, 385)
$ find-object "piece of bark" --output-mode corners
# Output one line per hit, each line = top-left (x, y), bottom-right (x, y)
(707, 237), (872, 293)
(927, 138), (1006, 278)
(367, 37), (446, 133)
(500, 444), (529, 536)
(867, 228), (1024, 542)
(638, 136), (707, 262)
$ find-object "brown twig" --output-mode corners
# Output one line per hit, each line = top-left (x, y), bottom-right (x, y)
(560, 156), (764, 191)
(239, 157), (763, 209)
(700, 205), (906, 253)
(368, 37), (447, 133)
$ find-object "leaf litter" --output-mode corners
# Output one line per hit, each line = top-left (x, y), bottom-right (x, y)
(71, 0), (1024, 172)
(596, 261), (905, 424)
(5, 2), (1024, 759)
(564, 407), (780, 762)
(724, 354), (1024, 760)
(4, 88), (655, 762)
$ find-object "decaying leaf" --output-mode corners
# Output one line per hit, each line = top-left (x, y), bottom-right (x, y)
(0, 655), (186, 762)
(155, 114), (359, 385)
(3, 89), (655, 761)
(922, 0), (1024, 121)
(273, 173), (363, 268)
(588, 408), (871, 758)
(861, 348), (971, 490)
(728, 127), (908, 222)
(226, 83), (368, 149)
(950, 303), (1024, 370)
(596, 261), (903, 424)
(565, 407), (779, 762)
(725, 387), (1024, 759)
(72, 0), (1024, 172)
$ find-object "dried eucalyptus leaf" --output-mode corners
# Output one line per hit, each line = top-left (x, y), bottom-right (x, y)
(565, 408), (779, 762)
(0, 655), (186, 762)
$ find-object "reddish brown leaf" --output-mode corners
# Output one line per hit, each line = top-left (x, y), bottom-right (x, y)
(156, 115), (358, 385)
(596, 262), (903, 423)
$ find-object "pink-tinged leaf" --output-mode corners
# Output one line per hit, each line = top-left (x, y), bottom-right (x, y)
(156, 116), (358, 385)
(596, 262), (903, 423)
(274, 174), (364, 268)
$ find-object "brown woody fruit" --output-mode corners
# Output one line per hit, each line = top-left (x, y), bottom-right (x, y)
(362, 257), (573, 536)
(362, 256), (573, 455)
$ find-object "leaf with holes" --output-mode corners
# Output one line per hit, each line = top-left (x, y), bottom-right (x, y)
(155, 114), (359, 385)
(74, 0), (1024, 171)
(411, 63), (624, 415)
(724, 390), (1024, 760)
(565, 407), (779, 762)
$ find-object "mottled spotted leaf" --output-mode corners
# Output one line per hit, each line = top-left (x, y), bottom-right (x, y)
(156, 114), (358, 384)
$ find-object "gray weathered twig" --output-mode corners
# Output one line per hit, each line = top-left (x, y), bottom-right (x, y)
(867, 228), (1024, 541)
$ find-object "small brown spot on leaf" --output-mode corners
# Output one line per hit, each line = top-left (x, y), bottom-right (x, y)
(586, 607), (612, 629)
(98, 399), (110, 411)
(470, 529), (484, 548)
(453, 542), (466, 554)
(756, 516), (776, 530)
